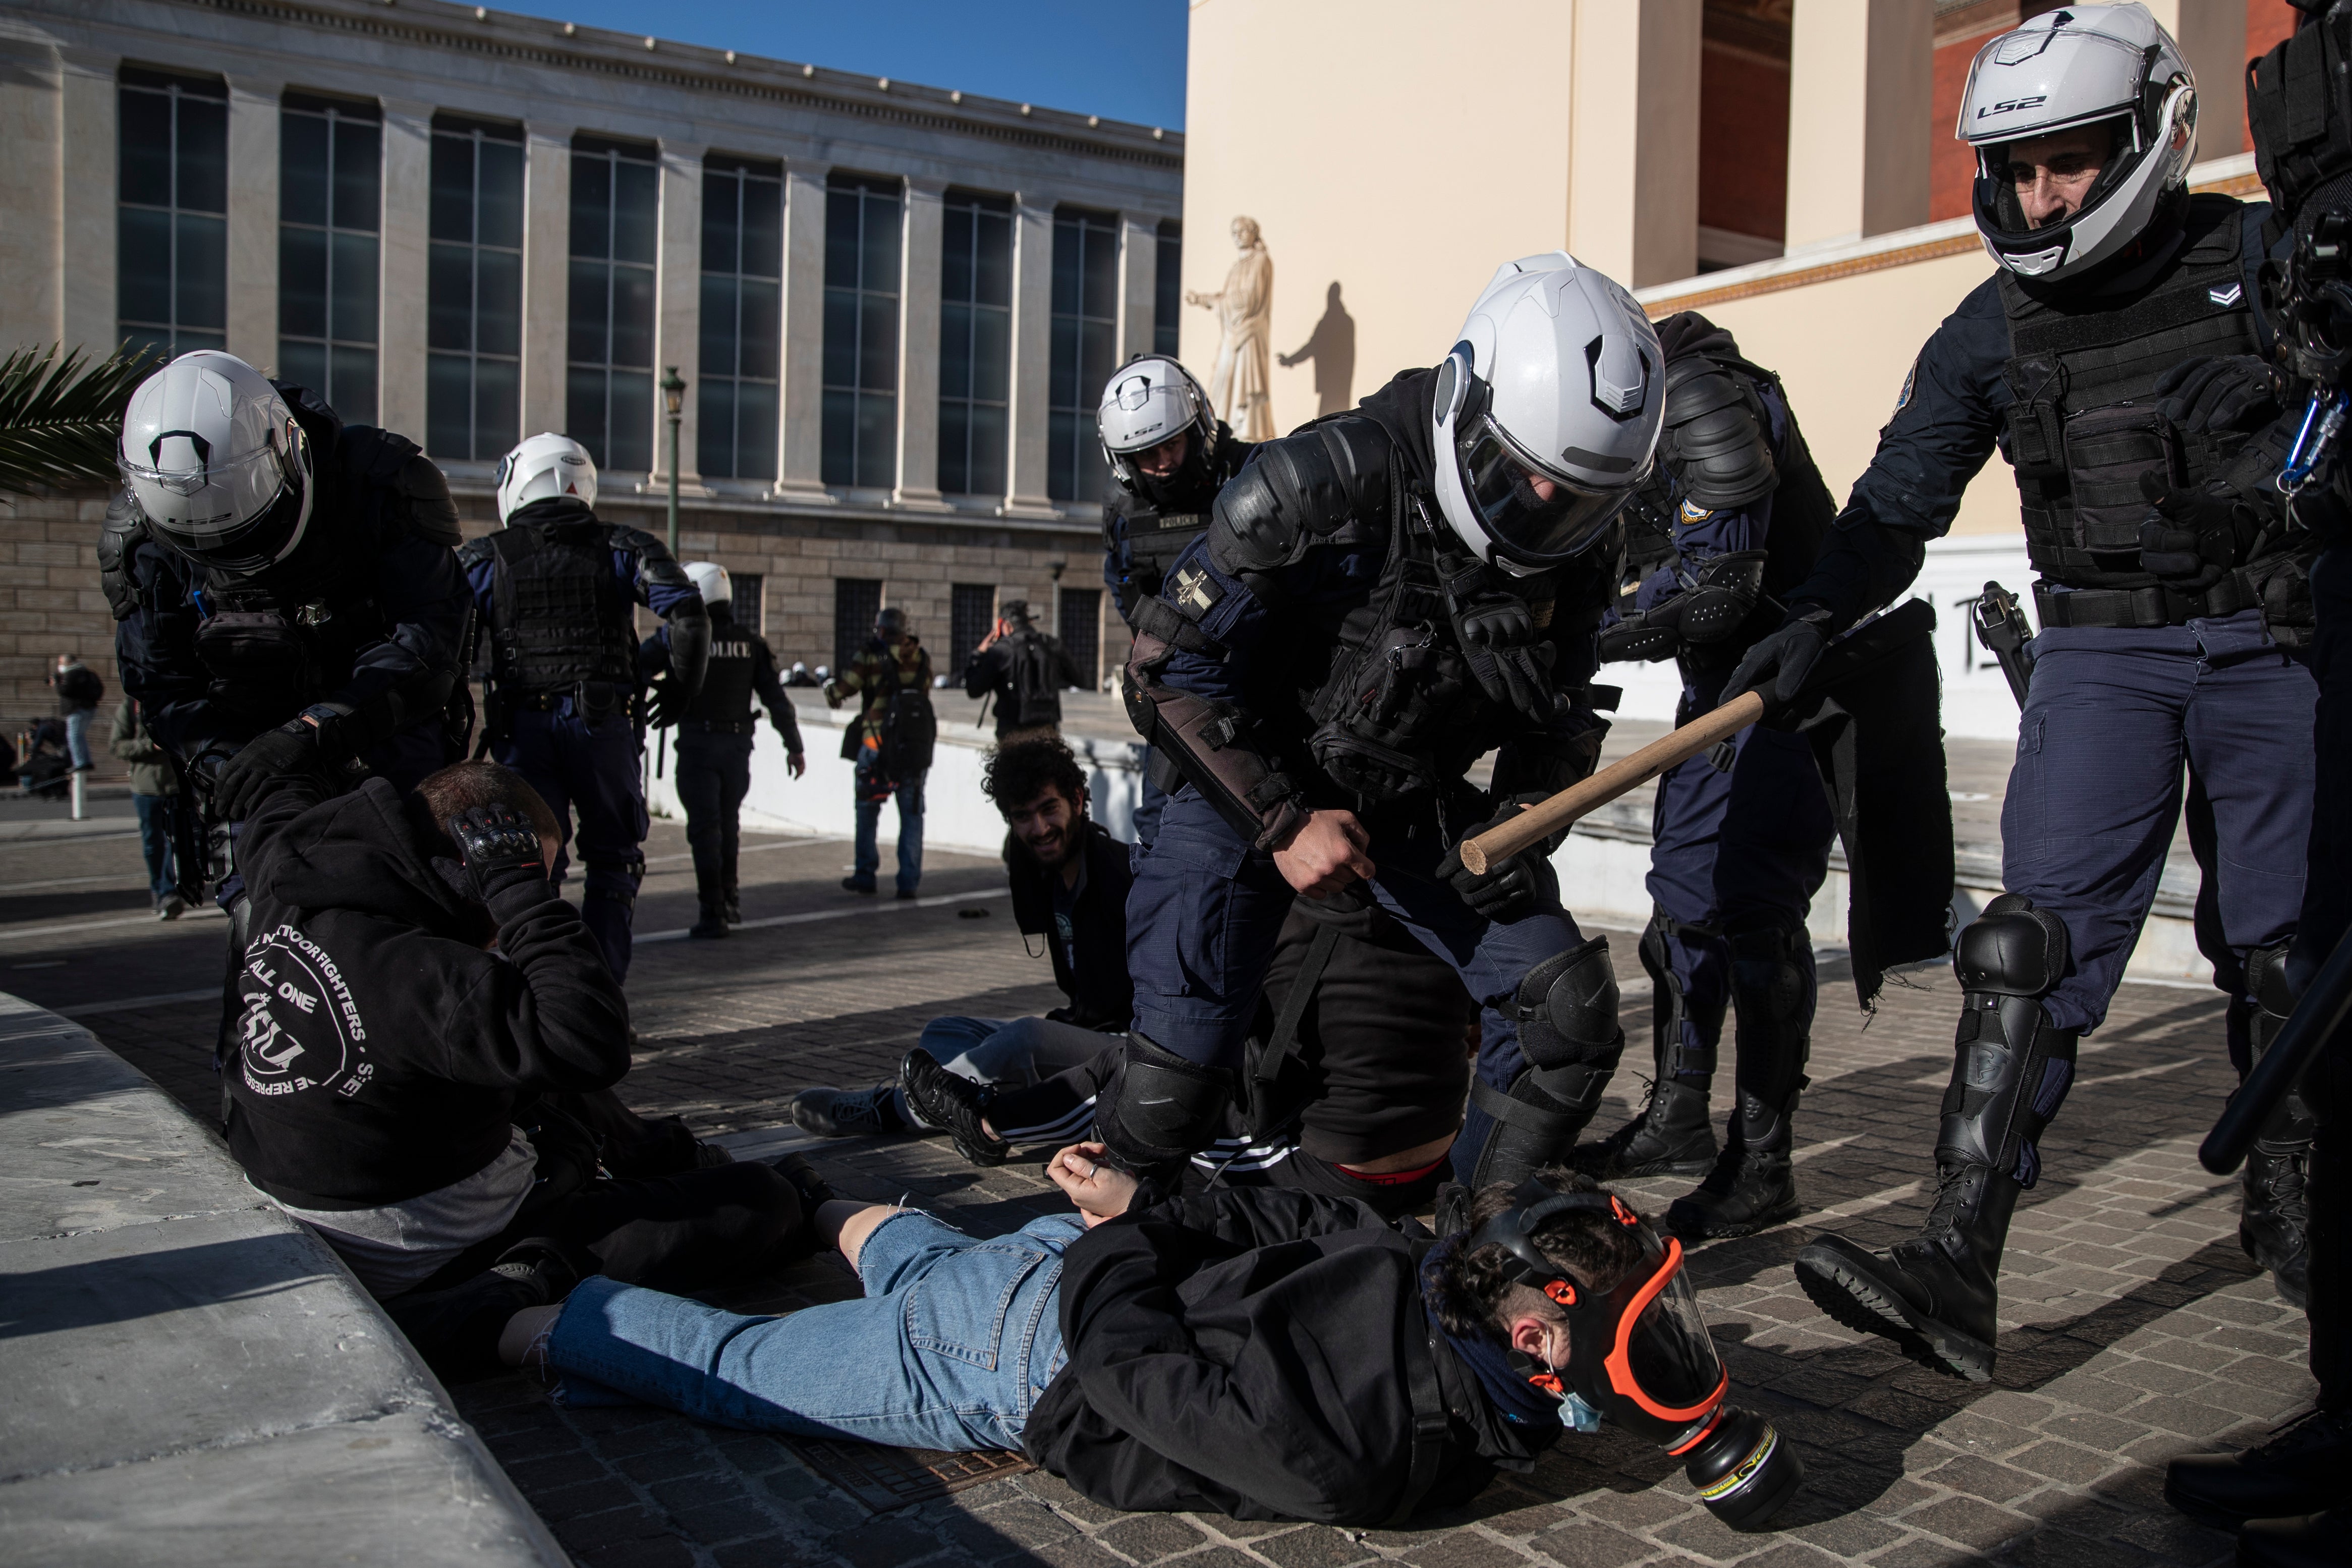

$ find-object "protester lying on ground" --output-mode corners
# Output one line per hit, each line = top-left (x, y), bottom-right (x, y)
(793, 737), (1132, 1139)
(497, 1156), (1798, 1529)
(898, 895), (1475, 1220)
(223, 758), (817, 1374)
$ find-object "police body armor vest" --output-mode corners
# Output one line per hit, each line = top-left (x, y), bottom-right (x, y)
(1998, 195), (2263, 593)
(484, 521), (636, 694)
(1110, 498), (1214, 610)
(688, 623), (758, 725)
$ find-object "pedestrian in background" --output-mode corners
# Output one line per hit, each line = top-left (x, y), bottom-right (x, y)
(824, 607), (933, 899)
(963, 599), (1081, 744)
(50, 652), (102, 774)
(109, 696), (182, 919)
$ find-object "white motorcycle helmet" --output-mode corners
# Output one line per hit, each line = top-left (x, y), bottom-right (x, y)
(1097, 355), (1219, 505)
(684, 561), (732, 608)
(1430, 253), (1663, 573)
(1959, 3), (2197, 284)
(495, 432), (598, 523)
(117, 351), (314, 574)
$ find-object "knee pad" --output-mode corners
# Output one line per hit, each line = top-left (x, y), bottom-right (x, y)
(1504, 936), (1623, 1074)
(1097, 1032), (1234, 1174)
(583, 854), (646, 905)
(1942, 894), (2078, 1186)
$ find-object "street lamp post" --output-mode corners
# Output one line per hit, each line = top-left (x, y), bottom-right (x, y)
(661, 366), (686, 557)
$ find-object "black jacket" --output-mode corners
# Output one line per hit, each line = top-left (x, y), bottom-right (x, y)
(223, 773), (631, 1209)
(1006, 818), (1133, 1030)
(964, 626), (1084, 737)
(1023, 1188), (1549, 1523)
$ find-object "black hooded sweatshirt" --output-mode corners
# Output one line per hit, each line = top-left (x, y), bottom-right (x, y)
(223, 773), (631, 1209)
(1022, 1188), (1553, 1524)
(1005, 817), (1133, 1031)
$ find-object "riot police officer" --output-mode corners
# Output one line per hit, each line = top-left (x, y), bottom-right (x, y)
(1098, 356), (1256, 847)
(647, 562), (804, 938)
(106, 351), (470, 828)
(1724, 5), (2321, 1380)
(460, 434), (708, 982)
(1579, 314), (1838, 1244)
(1108, 251), (1659, 1188)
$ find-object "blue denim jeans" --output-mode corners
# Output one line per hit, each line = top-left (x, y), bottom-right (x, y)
(852, 753), (925, 893)
(63, 708), (91, 770)
(133, 793), (175, 900)
(544, 1209), (1081, 1451)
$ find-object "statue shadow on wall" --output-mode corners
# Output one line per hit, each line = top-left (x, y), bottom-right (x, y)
(1278, 282), (1356, 418)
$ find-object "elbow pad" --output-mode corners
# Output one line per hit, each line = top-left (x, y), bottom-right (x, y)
(1660, 359), (1777, 511)
(99, 491), (148, 622)
(667, 607), (711, 698)
(1208, 418), (1391, 576)
(1122, 632), (1308, 851)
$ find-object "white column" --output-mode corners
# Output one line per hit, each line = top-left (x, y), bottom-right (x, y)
(893, 176), (950, 509)
(520, 122), (571, 438)
(225, 78), (279, 372)
(0, 40), (63, 352)
(1003, 197), (1057, 518)
(1782, 0), (1933, 253)
(653, 139), (704, 485)
(58, 47), (116, 360)
(775, 160), (832, 500)
(2144, 1), (2247, 160)
(1117, 213), (1158, 363)
(377, 99), (432, 443)
(1566, 0), (1701, 288)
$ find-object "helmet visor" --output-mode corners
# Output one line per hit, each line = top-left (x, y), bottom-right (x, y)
(1457, 414), (1632, 564)
(120, 438), (306, 571)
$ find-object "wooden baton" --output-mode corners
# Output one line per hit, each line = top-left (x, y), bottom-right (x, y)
(1457, 690), (1767, 875)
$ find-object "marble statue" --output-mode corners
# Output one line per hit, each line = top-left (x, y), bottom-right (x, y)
(1188, 216), (1276, 441)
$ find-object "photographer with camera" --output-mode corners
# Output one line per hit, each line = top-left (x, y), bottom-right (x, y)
(824, 606), (934, 899)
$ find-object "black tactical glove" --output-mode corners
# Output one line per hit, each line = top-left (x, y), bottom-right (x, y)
(1450, 579), (1558, 723)
(644, 679), (685, 730)
(1721, 612), (1829, 713)
(443, 804), (548, 907)
(2154, 355), (2287, 435)
(212, 719), (320, 821)
(2138, 470), (2265, 593)
(1437, 794), (1552, 922)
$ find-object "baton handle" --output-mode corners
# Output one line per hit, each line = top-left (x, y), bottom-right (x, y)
(2201, 930), (2352, 1175)
(1458, 691), (1766, 876)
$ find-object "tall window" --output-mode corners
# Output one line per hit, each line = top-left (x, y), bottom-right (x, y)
(1154, 221), (1182, 358)
(699, 155), (781, 481)
(1048, 207), (1119, 503)
(938, 190), (1011, 497)
(822, 175), (902, 489)
(118, 68), (228, 361)
(948, 583), (995, 680)
(427, 115), (523, 461)
(279, 93), (380, 424)
(730, 573), (764, 636)
(833, 578), (882, 673)
(1059, 587), (1101, 691)
(569, 136), (658, 472)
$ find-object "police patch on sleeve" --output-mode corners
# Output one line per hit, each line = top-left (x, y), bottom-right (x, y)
(237, 924), (373, 1100)
(1677, 498), (1715, 526)
(1167, 562), (1225, 621)
(1893, 355), (1920, 415)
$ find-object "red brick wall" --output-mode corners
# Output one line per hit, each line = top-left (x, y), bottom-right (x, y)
(2247, 0), (2301, 155)
(1699, 42), (1789, 243)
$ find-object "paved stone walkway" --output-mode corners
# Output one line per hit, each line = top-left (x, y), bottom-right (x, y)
(0, 794), (2307, 1568)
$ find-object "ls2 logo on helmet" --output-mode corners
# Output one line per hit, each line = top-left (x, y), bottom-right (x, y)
(237, 923), (373, 1100)
(1977, 95), (2047, 118)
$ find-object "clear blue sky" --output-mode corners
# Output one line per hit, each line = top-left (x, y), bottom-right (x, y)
(496, 1), (1191, 130)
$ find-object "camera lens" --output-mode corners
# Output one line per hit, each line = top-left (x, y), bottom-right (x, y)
(1683, 1406), (1803, 1531)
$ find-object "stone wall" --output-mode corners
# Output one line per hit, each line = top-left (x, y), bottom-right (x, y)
(0, 486), (124, 777)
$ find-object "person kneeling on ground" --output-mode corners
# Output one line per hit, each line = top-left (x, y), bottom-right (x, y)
(900, 896), (1475, 1220)
(500, 1158), (1788, 1527)
(225, 759), (822, 1375)
(793, 737), (1132, 1138)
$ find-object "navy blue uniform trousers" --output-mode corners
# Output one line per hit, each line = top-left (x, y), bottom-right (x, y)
(675, 731), (753, 904)
(1124, 787), (1590, 1186)
(497, 705), (649, 983)
(1646, 669), (1836, 1084)
(2299, 544), (2352, 1411)
(2004, 609), (2313, 1036)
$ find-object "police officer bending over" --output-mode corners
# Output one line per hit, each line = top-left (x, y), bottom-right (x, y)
(1724, 5), (2321, 1380)
(461, 434), (710, 983)
(1579, 314), (1839, 1245)
(1099, 355), (1256, 848)
(646, 562), (804, 939)
(106, 352), (471, 827)
(1110, 252), (1657, 1189)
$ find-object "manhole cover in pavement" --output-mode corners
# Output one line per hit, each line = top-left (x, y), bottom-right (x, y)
(787, 1438), (1035, 1513)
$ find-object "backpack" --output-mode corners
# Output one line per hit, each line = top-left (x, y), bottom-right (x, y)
(879, 685), (936, 777)
(1003, 630), (1062, 729)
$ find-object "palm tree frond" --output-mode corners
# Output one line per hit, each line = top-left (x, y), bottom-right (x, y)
(0, 341), (162, 496)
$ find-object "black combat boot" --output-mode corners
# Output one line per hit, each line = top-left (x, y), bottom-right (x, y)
(900, 1048), (1011, 1166)
(689, 904), (729, 938)
(2239, 943), (2312, 1307)
(1576, 1077), (1717, 1179)
(723, 885), (742, 925)
(1668, 1088), (1800, 1242)
(1797, 1160), (2019, 1380)
(2165, 1409), (2352, 1531)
